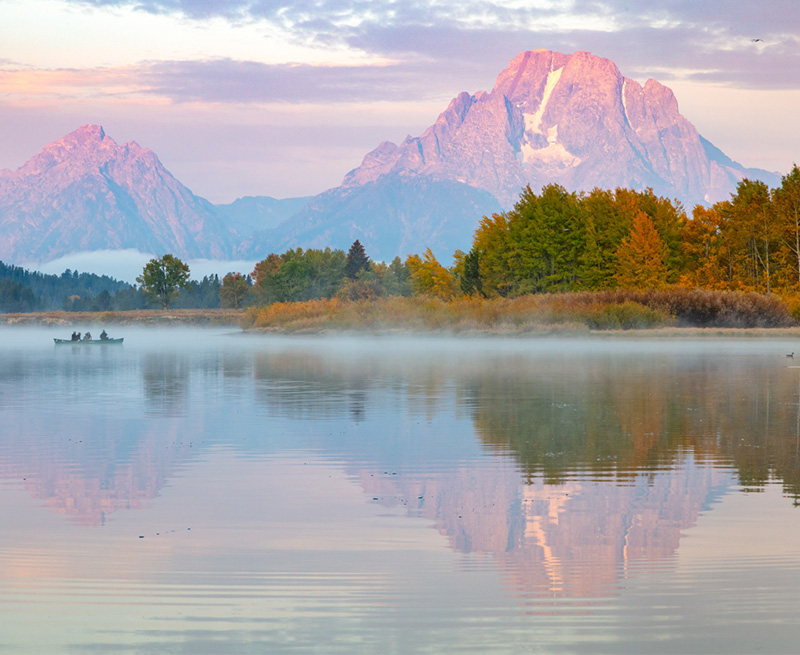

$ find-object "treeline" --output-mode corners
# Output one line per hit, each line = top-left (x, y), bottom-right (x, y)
(249, 240), (412, 304)
(0, 262), (129, 312)
(453, 165), (800, 298)
(0, 261), (225, 312)
(245, 166), (800, 312)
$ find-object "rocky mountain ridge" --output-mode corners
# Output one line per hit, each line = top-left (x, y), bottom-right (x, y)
(342, 49), (775, 208)
(0, 125), (238, 262)
(0, 50), (781, 264)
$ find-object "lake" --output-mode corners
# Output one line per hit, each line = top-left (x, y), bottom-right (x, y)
(1, 327), (800, 654)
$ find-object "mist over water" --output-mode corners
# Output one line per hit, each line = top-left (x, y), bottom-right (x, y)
(2, 328), (800, 653)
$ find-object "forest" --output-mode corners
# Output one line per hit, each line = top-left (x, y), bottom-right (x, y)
(244, 166), (800, 306)
(0, 261), (225, 313)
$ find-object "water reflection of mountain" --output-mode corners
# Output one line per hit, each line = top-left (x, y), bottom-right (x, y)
(357, 456), (730, 600)
(3, 336), (800, 573)
(0, 347), (203, 525)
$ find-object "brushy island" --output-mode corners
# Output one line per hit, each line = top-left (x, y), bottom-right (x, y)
(241, 288), (795, 333)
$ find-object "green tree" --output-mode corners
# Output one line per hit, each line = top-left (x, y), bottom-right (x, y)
(251, 248), (346, 304)
(345, 240), (370, 279)
(456, 248), (484, 297)
(136, 254), (190, 308)
(219, 273), (252, 308)
(723, 179), (774, 292)
(382, 256), (412, 296)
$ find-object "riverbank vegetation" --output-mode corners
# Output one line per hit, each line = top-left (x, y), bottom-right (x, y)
(242, 166), (800, 331)
(0, 308), (242, 327)
(241, 289), (793, 332)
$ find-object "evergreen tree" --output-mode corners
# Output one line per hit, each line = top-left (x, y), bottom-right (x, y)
(345, 240), (370, 279)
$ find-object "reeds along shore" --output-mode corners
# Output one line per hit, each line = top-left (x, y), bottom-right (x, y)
(240, 288), (796, 333)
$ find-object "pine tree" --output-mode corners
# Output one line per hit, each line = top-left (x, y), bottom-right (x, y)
(345, 240), (370, 279)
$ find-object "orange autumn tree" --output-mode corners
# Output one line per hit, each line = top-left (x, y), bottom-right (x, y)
(614, 211), (669, 289)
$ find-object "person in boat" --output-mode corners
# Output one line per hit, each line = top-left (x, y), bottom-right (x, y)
(71, 331), (79, 341)
(100, 330), (108, 341)
(75, 332), (81, 341)
(83, 331), (92, 341)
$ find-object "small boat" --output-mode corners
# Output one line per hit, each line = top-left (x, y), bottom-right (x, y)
(54, 338), (124, 345)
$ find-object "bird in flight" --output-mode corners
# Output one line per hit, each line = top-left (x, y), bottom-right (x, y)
(752, 38), (763, 42)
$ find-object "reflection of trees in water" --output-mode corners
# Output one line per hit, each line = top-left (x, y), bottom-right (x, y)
(253, 352), (370, 421)
(252, 351), (458, 422)
(140, 353), (190, 412)
(466, 354), (800, 499)
(248, 347), (800, 499)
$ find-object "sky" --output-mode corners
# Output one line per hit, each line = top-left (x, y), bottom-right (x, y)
(1, 0), (799, 205)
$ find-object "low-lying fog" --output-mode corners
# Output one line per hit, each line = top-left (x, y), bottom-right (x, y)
(5, 325), (799, 361)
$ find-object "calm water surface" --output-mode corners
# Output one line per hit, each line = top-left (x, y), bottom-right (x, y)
(1, 327), (800, 654)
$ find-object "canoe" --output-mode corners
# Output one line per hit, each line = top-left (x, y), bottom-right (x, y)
(54, 338), (124, 345)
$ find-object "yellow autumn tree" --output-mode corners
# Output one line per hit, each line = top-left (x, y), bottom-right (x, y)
(614, 211), (669, 289)
(679, 205), (725, 289)
(406, 248), (460, 299)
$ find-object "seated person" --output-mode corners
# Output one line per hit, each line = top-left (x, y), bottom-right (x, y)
(100, 330), (108, 341)
(83, 331), (92, 341)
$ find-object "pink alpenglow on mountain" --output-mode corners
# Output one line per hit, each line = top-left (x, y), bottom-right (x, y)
(343, 50), (775, 209)
(0, 125), (237, 262)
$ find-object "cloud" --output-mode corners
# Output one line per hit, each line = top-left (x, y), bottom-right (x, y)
(59, 0), (799, 91)
(140, 59), (457, 103)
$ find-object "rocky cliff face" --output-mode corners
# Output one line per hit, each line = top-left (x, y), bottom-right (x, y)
(344, 49), (776, 208)
(0, 125), (238, 262)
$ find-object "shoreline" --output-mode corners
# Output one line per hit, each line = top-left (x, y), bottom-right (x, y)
(0, 309), (244, 327)
(4, 310), (800, 339)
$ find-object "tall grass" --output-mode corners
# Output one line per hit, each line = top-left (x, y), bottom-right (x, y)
(241, 288), (795, 333)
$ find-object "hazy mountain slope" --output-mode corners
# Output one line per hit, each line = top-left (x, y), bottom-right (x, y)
(0, 125), (240, 262)
(240, 175), (502, 261)
(214, 195), (312, 236)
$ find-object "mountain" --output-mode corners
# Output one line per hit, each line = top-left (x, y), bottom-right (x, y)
(215, 195), (312, 236)
(343, 50), (778, 208)
(0, 125), (239, 262)
(240, 174), (502, 260)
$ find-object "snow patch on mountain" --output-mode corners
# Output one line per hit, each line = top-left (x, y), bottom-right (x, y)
(523, 66), (563, 136)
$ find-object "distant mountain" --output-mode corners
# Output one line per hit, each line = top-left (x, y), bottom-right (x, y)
(240, 174), (502, 261)
(215, 195), (312, 236)
(0, 125), (239, 262)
